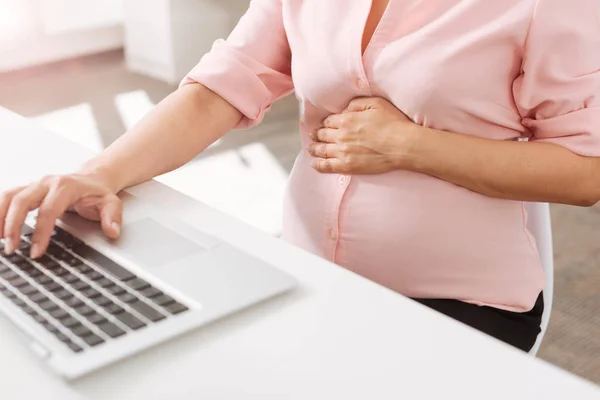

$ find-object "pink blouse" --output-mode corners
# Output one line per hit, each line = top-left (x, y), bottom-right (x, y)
(182, 0), (600, 311)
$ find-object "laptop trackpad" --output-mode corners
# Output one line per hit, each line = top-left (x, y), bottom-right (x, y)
(115, 218), (205, 269)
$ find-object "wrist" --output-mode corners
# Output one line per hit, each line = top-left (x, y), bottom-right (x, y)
(389, 122), (427, 171)
(76, 160), (124, 194)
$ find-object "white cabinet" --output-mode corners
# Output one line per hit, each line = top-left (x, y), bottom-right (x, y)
(123, 0), (249, 84)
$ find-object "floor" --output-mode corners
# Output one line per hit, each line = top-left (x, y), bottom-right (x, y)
(1, 50), (598, 384)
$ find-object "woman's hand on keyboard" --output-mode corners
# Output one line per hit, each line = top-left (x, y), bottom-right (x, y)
(0, 173), (122, 259)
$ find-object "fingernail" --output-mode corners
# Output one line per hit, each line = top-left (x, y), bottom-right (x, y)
(111, 222), (121, 236)
(30, 243), (41, 259)
(4, 238), (15, 254)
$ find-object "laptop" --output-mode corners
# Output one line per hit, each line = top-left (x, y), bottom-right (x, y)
(0, 194), (297, 380)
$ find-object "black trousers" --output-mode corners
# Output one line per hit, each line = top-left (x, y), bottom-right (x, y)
(411, 292), (544, 352)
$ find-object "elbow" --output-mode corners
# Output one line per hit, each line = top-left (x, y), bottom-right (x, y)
(574, 197), (598, 207)
(572, 185), (600, 207)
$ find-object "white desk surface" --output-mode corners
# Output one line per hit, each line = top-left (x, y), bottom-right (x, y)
(0, 107), (598, 399)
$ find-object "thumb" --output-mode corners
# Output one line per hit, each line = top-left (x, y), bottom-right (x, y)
(345, 97), (379, 113)
(99, 194), (122, 239)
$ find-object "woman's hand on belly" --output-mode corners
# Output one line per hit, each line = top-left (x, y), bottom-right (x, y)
(308, 97), (419, 174)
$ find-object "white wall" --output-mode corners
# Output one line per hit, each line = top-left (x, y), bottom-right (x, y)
(0, 0), (124, 72)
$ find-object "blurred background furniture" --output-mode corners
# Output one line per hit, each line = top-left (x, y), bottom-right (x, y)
(122, 0), (249, 84)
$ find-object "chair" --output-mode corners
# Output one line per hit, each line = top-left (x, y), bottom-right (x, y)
(524, 202), (554, 356)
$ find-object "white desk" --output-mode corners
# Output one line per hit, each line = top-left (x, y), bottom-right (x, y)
(0, 107), (598, 399)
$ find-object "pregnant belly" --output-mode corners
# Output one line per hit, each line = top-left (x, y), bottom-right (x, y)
(282, 158), (544, 310)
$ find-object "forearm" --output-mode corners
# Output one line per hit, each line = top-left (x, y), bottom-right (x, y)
(79, 83), (242, 192)
(407, 128), (600, 206)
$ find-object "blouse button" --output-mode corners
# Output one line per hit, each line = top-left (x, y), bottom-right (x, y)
(338, 175), (347, 185)
(329, 229), (337, 240)
(356, 78), (368, 89)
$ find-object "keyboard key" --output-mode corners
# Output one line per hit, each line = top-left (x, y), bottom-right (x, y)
(33, 314), (47, 324)
(0, 263), (8, 273)
(33, 274), (52, 285)
(47, 243), (63, 254)
(6, 253), (23, 264)
(19, 285), (38, 296)
(139, 286), (162, 298)
(9, 277), (28, 288)
(61, 317), (80, 328)
(86, 313), (107, 325)
(44, 282), (62, 292)
(0, 270), (19, 281)
(23, 305), (37, 315)
(63, 256), (83, 268)
(53, 267), (70, 277)
(54, 289), (73, 300)
(38, 256), (59, 270)
(71, 245), (134, 281)
(92, 295), (112, 306)
(106, 285), (126, 296)
(125, 278), (150, 291)
(152, 294), (175, 307)
(13, 258), (30, 267)
(39, 300), (59, 311)
(55, 332), (71, 343)
(165, 302), (189, 315)
(115, 312), (146, 330)
(62, 273), (79, 284)
(130, 301), (165, 322)
(64, 296), (84, 308)
(72, 281), (89, 291)
(72, 263), (92, 274)
(74, 305), (94, 316)
(53, 227), (83, 247)
(29, 292), (47, 303)
(67, 342), (83, 353)
(117, 292), (138, 304)
(103, 303), (124, 315)
(1, 288), (16, 298)
(70, 325), (93, 338)
(18, 241), (31, 252)
(49, 308), (69, 320)
(83, 334), (104, 347)
(44, 322), (59, 333)
(96, 278), (114, 288)
(23, 267), (42, 278)
(85, 270), (103, 281)
(81, 288), (101, 299)
(11, 297), (25, 307)
(98, 322), (125, 338)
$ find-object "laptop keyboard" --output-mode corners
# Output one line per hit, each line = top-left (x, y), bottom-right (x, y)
(0, 225), (189, 353)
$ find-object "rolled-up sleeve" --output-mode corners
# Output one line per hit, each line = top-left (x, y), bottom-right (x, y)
(180, 0), (294, 129)
(515, 0), (600, 156)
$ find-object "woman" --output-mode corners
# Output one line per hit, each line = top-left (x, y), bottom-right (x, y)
(1, 0), (599, 352)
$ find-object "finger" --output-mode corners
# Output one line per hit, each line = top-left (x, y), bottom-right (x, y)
(322, 113), (350, 129)
(3, 184), (48, 254)
(99, 194), (122, 239)
(30, 186), (77, 258)
(311, 158), (346, 174)
(346, 97), (384, 112)
(0, 186), (25, 240)
(308, 142), (339, 158)
(313, 128), (340, 143)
